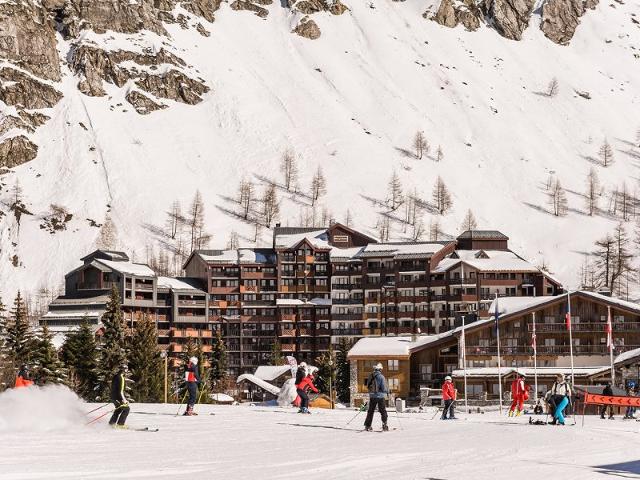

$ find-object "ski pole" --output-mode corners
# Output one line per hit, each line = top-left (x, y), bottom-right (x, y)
(430, 406), (443, 420)
(175, 391), (188, 416)
(346, 402), (368, 425)
(86, 409), (113, 425)
(193, 388), (205, 414)
(85, 403), (110, 415)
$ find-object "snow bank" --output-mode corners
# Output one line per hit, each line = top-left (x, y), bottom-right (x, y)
(277, 378), (297, 406)
(0, 385), (86, 433)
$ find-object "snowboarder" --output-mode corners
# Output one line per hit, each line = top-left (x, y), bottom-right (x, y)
(363, 363), (389, 431)
(184, 356), (201, 416)
(509, 373), (526, 417)
(296, 371), (318, 414)
(549, 374), (571, 425)
(600, 383), (614, 420)
(14, 364), (34, 388)
(441, 375), (457, 420)
(109, 364), (130, 428)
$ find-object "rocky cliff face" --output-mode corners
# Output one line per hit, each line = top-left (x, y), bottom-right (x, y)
(541, 0), (598, 45)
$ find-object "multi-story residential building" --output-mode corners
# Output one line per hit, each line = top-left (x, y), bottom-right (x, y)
(44, 227), (564, 376)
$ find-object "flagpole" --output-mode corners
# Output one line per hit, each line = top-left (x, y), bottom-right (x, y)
(462, 314), (468, 414)
(567, 292), (575, 387)
(495, 293), (503, 414)
(532, 311), (538, 405)
(608, 306), (615, 385)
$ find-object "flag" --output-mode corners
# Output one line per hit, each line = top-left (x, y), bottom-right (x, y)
(531, 330), (537, 351)
(565, 306), (571, 330)
(606, 308), (613, 351)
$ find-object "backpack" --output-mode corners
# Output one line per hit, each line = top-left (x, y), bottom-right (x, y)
(366, 373), (380, 394)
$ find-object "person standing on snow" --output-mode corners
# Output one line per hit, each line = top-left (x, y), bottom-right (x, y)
(296, 371), (318, 414)
(14, 364), (34, 388)
(600, 383), (614, 419)
(364, 363), (389, 431)
(184, 356), (201, 416)
(549, 374), (572, 425)
(109, 364), (130, 428)
(509, 373), (526, 417)
(441, 375), (457, 420)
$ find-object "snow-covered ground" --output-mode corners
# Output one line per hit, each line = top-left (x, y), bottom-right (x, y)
(2, 387), (640, 479)
(1, 0), (639, 300)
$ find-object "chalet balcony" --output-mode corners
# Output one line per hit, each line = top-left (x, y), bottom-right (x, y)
(210, 270), (240, 278)
(175, 315), (207, 323)
(397, 295), (429, 303)
(280, 329), (296, 337)
(331, 314), (364, 321)
(332, 328), (363, 336)
(282, 344), (296, 352)
(332, 298), (364, 305)
(528, 322), (640, 333)
(396, 280), (427, 288)
(465, 345), (640, 356)
(299, 328), (312, 336)
(239, 285), (258, 293)
(179, 299), (206, 306)
(362, 328), (382, 336)
(241, 344), (272, 352)
(317, 328), (331, 336)
(280, 313), (296, 321)
(241, 329), (277, 337)
(135, 283), (154, 291)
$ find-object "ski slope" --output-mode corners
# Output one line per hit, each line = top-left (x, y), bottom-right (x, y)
(1, 0), (639, 300)
(2, 393), (640, 479)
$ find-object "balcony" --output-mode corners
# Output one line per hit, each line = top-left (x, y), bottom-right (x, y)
(175, 315), (207, 323)
(239, 285), (258, 293)
(299, 328), (311, 336)
(179, 299), (206, 306)
(169, 343), (184, 353)
(362, 328), (382, 336)
(282, 344), (296, 352)
(331, 314), (364, 321)
(396, 280), (427, 288)
(280, 329), (296, 337)
(280, 313), (296, 321)
(332, 298), (364, 305)
(332, 328), (364, 336)
(528, 322), (640, 333)
(317, 328), (331, 336)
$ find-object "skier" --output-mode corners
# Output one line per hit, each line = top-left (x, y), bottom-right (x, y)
(363, 363), (389, 431)
(600, 383), (614, 419)
(109, 364), (130, 429)
(549, 373), (572, 425)
(508, 372), (526, 417)
(296, 371), (318, 414)
(14, 364), (34, 388)
(441, 375), (457, 420)
(624, 383), (636, 419)
(184, 356), (201, 416)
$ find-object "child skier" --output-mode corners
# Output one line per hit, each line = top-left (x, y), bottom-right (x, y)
(14, 364), (34, 388)
(184, 356), (201, 416)
(109, 364), (130, 428)
(364, 363), (389, 431)
(296, 370), (318, 414)
(441, 375), (457, 420)
(549, 373), (572, 425)
(509, 372), (526, 416)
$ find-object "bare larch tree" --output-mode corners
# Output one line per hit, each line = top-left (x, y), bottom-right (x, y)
(239, 178), (254, 220)
(461, 209), (478, 232)
(310, 166), (327, 206)
(261, 183), (280, 227)
(432, 176), (452, 215)
(549, 178), (568, 216)
(280, 149), (298, 192)
(387, 171), (404, 211)
(413, 131), (429, 159)
(599, 138), (614, 167)
(547, 77), (559, 97)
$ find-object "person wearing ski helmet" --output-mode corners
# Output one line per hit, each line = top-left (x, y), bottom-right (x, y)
(441, 375), (457, 420)
(363, 362), (389, 432)
(184, 356), (201, 416)
(296, 369), (319, 414)
(109, 363), (130, 428)
(295, 362), (311, 413)
(14, 364), (34, 388)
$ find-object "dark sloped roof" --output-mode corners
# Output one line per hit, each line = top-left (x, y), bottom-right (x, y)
(273, 226), (327, 236)
(457, 230), (509, 240)
(80, 249), (130, 263)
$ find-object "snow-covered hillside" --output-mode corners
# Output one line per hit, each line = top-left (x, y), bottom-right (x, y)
(1, 0), (639, 300)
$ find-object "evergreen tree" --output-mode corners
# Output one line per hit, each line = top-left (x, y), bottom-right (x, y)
(128, 314), (163, 402)
(315, 348), (336, 397)
(209, 330), (229, 391)
(33, 323), (67, 385)
(0, 296), (12, 390)
(97, 286), (128, 400)
(5, 292), (35, 367)
(61, 319), (99, 400)
(335, 337), (351, 403)
(270, 340), (285, 366)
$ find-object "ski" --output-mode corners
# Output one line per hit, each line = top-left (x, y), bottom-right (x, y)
(133, 427), (159, 432)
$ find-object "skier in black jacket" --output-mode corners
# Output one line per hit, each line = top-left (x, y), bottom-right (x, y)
(184, 356), (201, 416)
(600, 383), (614, 419)
(109, 364), (130, 428)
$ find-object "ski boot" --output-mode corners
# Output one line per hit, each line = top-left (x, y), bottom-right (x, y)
(112, 424), (128, 430)
(508, 410), (514, 417)
(183, 406), (196, 416)
(365, 426), (373, 432)
(515, 410), (522, 417)
(382, 423), (389, 432)
(303, 407), (311, 414)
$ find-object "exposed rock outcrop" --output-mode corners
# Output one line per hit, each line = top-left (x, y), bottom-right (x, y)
(182, 0), (222, 22)
(484, 0), (536, 40)
(0, 136), (38, 168)
(230, 0), (270, 17)
(294, 17), (321, 39)
(0, 68), (63, 109)
(135, 70), (210, 104)
(126, 90), (167, 114)
(294, 0), (348, 15)
(541, 0), (597, 44)
(432, 0), (481, 31)
(433, 0), (458, 27)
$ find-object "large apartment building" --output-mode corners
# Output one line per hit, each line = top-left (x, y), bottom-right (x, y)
(43, 226), (563, 376)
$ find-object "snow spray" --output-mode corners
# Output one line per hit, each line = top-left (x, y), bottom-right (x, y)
(0, 384), (86, 432)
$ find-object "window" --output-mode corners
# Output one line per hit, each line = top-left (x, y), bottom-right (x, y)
(545, 338), (556, 346)
(419, 364), (432, 381)
(479, 338), (489, 347)
(445, 364), (456, 373)
(333, 235), (349, 243)
(388, 359), (399, 371)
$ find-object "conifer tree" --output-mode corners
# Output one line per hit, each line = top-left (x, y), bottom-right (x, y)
(97, 286), (128, 400)
(315, 347), (336, 396)
(33, 323), (67, 385)
(270, 340), (285, 366)
(0, 296), (11, 390)
(61, 319), (99, 400)
(209, 330), (229, 391)
(335, 337), (351, 403)
(5, 291), (35, 367)
(128, 314), (163, 402)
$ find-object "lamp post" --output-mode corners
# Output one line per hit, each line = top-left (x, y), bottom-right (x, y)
(160, 350), (168, 404)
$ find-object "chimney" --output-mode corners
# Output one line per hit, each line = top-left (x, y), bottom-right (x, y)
(273, 223), (281, 249)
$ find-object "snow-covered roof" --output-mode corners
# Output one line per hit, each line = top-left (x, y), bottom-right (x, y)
(579, 291), (640, 314)
(488, 296), (559, 318)
(236, 374), (281, 396)
(330, 246), (364, 260)
(42, 310), (103, 319)
(614, 347), (640, 366)
(95, 259), (156, 277)
(274, 229), (330, 249)
(254, 365), (291, 381)
(358, 242), (448, 259)
(451, 366), (611, 378)
(198, 249), (239, 264)
(348, 334), (449, 358)
(238, 248), (276, 264)
(157, 276), (205, 292)
(432, 250), (538, 273)
(276, 298), (332, 306)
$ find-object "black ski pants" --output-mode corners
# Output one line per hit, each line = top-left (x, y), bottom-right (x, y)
(297, 388), (309, 409)
(187, 382), (198, 407)
(364, 397), (388, 428)
(109, 401), (130, 426)
(442, 399), (455, 419)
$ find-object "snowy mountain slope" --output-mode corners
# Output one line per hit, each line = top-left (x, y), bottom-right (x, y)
(1, 0), (639, 300)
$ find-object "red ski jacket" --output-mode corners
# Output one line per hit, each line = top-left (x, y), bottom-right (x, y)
(442, 381), (456, 400)
(297, 376), (318, 393)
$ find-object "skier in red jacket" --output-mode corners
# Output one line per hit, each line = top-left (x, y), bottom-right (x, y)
(296, 372), (318, 414)
(441, 376), (457, 420)
(509, 372), (526, 417)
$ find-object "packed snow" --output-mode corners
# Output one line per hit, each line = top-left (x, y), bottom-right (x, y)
(2, 392), (640, 479)
(1, 0), (639, 301)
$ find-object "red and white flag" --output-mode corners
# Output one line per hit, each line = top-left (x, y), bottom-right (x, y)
(606, 308), (613, 351)
(565, 308), (571, 330)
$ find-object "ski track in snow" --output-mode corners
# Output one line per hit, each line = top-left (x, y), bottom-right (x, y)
(0, 0), (639, 298)
(1, 404), (640, 479)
